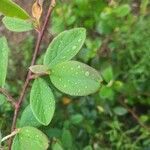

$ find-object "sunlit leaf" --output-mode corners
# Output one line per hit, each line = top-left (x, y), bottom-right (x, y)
(0, 0), (30, 19)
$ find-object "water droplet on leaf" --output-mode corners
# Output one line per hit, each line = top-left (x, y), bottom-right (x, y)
(77, 65), (81, 69)
(72, 45), (77, 50)
(78, 38), (82, 42)
(85, 71), (90, 76)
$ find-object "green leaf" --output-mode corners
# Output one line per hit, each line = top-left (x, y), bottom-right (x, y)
(19, 105), (41, 127)
(113, 107), (128, 116)
(30, 78), (55, 125)
(99, 85), (114, 100)
(46, 128), (61, 138)
(44, 28), (86, 68)
(50, 61), (102, 96)
(52, 142), (64, 150)
(29, 65), (50, 75)
(0, 0), (30, 19)
(70, 114), (84, 125)
(113, 81), (124, 91)
(83, 146), (93, 150)
(113, 4), (131, 17)
(2, 17), (33, 32)
(12, 127), (49, 150)
(101, 64), (113, 83)
(0, 37), (9, 87)
(61, 129), (72, 149)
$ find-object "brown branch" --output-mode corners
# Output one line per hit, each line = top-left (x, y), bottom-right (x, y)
(119, 99), (150, 133)
(8, 0), (56, 149)
(97, 36), (110, 57)
(0, 88), (16, 107)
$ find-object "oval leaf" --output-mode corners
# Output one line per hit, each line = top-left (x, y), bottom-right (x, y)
(30, 78), (55, 125)
(44, 28), (86, 68)
(2, 17), (33, 32)
(19, 105), (41, 127)
(0, 0), (30, 19)
(114, 4), (131, 17)
(0, 37), (9, 87)
(12, 127), (49, 150)
(50, 61), (102, 96)
(29, 65), (49, 75)
(70, 114), (84, 125)
(113, 106), (128, 116)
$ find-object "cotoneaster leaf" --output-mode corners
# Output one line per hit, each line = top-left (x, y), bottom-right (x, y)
(2, 17), (33, 32)
(12, 127), (49, 150)
(44, 28), (86, 68)
(30, 78), (55, 125)
(0, 37), (9, 87)
(0, 0), (30, 19)
(19, 105), (41, 127)
(50, 61), (102, 96)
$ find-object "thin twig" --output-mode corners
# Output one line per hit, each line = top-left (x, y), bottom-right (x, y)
(0, 88), (16, 107)
(8, 0), (56, 149)
(1, 129), (20, 143)
(119, 99), (150, 133)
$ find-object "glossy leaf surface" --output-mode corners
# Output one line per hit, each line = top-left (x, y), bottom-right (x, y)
(19, 105), (41, 127)
(3, 17), (33, 32)
(44, 28), (86, 68)
(30, 78), (55, 125)
(12, 127), (49, 150)
(50, 61), (102, 96)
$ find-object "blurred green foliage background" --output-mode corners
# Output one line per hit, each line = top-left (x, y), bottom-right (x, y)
(1, 0), (150, 149)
